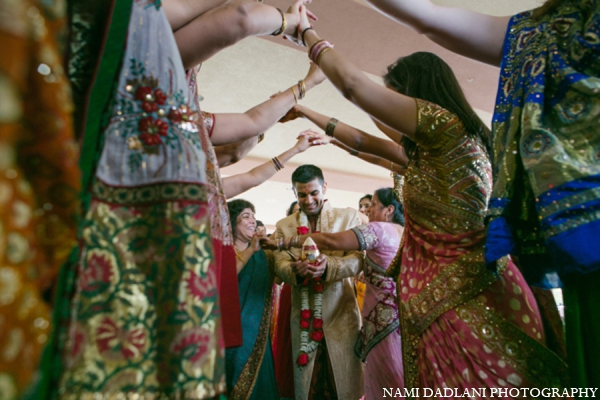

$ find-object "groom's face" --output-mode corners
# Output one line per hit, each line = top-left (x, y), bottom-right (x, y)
(294, 179), (327, 217)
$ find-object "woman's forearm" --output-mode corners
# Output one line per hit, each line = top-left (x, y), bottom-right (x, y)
(175, 2), (297, 68)
(210, 86), (298, 146)
(222, 143), (303, 198)
(214, 136), (259, 168)
(300, 106), (408, 167)
(235, 245), (256, 274)
(164, 0), (230, 32)
(365, 0), (508, 65)
(289, 231), (360, 252)
(302, 29), (418, 138)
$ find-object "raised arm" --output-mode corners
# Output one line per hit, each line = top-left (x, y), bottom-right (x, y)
(163, 0), (230, 32)
(214, 135), (260, 168)
(333, 140), (407, 175)
(295, 104), (408, 167)
(222, 135), (310, 198)
(209, 63), (326, 146)
(174, 0), (316, 68)
(299, 19), (419, 141)
(365, 0), (510, 65)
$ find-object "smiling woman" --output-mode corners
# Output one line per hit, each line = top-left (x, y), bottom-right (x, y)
(225, 199), (279, 399)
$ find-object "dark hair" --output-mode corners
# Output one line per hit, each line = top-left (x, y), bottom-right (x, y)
(256, 220), (264, 227)
(374, 187), (405, 226)
(287, 201), (299, 216)
(359, 194), (372, 205)
(227, 199), (255, 232)
(383, 52), (491, 160)
(291, 164), (324, 186)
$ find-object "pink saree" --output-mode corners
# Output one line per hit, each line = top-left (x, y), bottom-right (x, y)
(351, 222), (404, 399)
(387, 100), (566, 395)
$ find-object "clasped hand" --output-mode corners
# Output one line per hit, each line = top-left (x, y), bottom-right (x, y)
(291, 253), (327, 279)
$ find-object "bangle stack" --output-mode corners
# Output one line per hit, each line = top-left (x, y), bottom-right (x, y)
(271, 8), (287, 36)
(325, 117), (338, 137)
(309, 40), (334, 66)
(276, 235), (300, 251)
(270, 156), (284, 171)
(297, 80), (306, 99)
(291, 80), (306, 103)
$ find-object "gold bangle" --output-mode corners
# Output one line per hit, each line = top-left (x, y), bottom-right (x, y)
(258, 132), (265, 143)
(298, 80), (306, 99)
(291, 86), (298, 103)
(271, 8), (286, 36)
(308, 39), (325, 58)
(316, 47), (332, 66)
(325, 117), (338, 137)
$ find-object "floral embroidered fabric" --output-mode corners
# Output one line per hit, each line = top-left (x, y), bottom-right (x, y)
(57, 2), (224, 398)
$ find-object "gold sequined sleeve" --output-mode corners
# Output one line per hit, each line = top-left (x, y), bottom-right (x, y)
(413, 98), (464, 151)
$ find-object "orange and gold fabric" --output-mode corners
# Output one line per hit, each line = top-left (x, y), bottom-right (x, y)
(0, 0), (80, 397)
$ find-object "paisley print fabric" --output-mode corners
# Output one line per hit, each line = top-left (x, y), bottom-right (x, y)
(50, 1), (224, 398)
(486, 0), (600, 277)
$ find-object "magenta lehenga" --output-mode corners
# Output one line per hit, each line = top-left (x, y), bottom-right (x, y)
(351, 222), (404, 399)
(387, 99), (566, 396)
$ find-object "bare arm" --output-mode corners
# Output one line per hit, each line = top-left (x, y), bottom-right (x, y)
(334, 140), (406, 174)
(222, 135), (310, 198)
(210, 63), (325, 146)
(301, 27), (419, 141)
(296, 104), (408, 167)
(266, 230), (360, 252)
(365, 0), (510, 65)
(174, 0), (316, 69)
(163, 0), (230, 32)
(214, 136), (259, 168)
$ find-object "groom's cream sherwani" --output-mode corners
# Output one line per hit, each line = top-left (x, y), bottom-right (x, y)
(273, 201), (364, 400)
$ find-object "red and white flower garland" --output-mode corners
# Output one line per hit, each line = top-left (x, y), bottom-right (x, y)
(296, 212), (324, 366)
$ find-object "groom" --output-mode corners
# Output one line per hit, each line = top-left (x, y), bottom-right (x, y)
(273, 164), (363, 400)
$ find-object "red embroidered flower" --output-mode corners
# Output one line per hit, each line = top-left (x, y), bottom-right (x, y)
(79, 252), (114, 294)
(136, 86), (167, 113)
(170, 327), (213, 366)
(300, 319), (310, 330)
(154, 88), (167, 105)
(168, 107), (182, 123)
(297, 226), (310, 235)
(138, 117), (169, 146)
(297, 352), (309, 366)
(186, 270), (217, 300)
(312, 318), (323, 329)
(310, 331), (324, 342)
(96, 317), (146, 360)
(168, 105), (193, 123)
(135, 85), (152, 101)
(301, 309), (312, 320)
